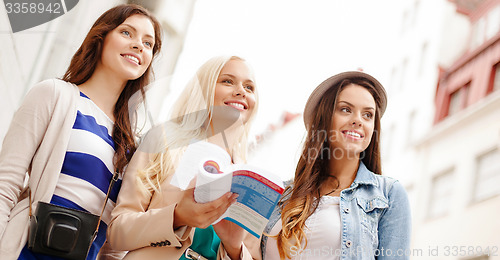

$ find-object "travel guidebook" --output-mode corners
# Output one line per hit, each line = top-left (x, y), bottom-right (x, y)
(172, 140), (284, 238)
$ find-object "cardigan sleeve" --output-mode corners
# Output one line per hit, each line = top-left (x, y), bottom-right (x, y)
(0, 79), (58, 238)
(107, 150), (193, 251)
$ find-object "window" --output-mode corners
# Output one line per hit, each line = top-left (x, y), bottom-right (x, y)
(399, 58), (409, 91)
(473, 148), (500, 202)
(411, 0), (420, 27)
(471, 17), (486, 49)
(418, 42), (428, 76)
(447, 83), (470, 117)
(406, 110), (416, 145)
(401, 10), (409, 35)
(448, 90), (462, 116)
(381, 124), (395, 160)
(485, 6), (500, 41)
(389, 67), (398, 93)
(428, 169), (454, 218)
(490, 63), (500, 93)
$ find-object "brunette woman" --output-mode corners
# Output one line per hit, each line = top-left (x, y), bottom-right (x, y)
(250, 71), (411, 260)
(0, 4), (162, 259)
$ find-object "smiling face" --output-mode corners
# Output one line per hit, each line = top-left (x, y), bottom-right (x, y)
(329, 84), (376, 157)
(213, 59), (256, 123)
(98, 14), (155, 82)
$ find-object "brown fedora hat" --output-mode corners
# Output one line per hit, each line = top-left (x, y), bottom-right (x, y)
(303, 71), (387, 129)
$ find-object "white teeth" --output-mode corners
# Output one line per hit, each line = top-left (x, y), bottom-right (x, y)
(227, 102), (245, 110)
(123, 55), (139, 65)
(345, 131), (361, 138)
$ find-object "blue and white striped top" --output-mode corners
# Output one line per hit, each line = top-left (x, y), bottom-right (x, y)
(20, 92), (123, 260)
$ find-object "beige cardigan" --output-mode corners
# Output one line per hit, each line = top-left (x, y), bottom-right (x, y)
(0, 79), (79, 258)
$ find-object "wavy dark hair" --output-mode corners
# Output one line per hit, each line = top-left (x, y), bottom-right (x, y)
(62, 4), (162, 173)
(276, 78), (384, 259)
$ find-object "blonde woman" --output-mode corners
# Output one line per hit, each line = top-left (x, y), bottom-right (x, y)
(107, 56), (259, 259)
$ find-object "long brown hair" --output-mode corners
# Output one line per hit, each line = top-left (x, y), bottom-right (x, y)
(276, 78), (384, 259)
(62, 4), (162, 173)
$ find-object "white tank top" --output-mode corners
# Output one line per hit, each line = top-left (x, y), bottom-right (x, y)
(265, 196), (341, 260)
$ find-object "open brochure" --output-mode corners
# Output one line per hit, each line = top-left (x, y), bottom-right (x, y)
(172, 140), (284, 238)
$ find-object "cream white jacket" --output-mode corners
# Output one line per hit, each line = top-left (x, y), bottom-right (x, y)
(0, 79), (79, 259)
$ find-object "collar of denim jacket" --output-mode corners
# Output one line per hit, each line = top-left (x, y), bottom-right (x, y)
(351, 161), (378, 187)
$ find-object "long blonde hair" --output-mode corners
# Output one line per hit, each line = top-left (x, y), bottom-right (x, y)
(136, 56), (259, 193)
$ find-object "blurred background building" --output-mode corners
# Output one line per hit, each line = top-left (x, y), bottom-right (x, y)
(410, 0), (500, 258)
(1, 0), (499, 258)
(0, 0), (197, 148)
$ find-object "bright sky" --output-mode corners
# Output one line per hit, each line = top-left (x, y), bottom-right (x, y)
(168, 0), (401, 135)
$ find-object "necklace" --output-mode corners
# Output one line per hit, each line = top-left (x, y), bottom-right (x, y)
(324, 188), (337, 196)
(323, 175), (339, 196)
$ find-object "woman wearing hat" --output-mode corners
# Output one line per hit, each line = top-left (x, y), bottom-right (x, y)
(247, 71), (411, 259)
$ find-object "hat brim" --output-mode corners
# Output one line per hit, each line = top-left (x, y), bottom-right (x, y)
(303, 71), (387, 129)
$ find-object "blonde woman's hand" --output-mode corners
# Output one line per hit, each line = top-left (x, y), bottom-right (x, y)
(214, 219), (246, 259)
(173, 179), (238, 229)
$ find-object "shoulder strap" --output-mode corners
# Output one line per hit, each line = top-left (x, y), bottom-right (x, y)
(94, 170), (120, 233)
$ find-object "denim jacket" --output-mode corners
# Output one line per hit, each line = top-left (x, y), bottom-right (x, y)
(261, 162), (411, 260)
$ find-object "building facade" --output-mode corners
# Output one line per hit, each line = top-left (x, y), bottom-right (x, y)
(411, 0), (500, 259)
